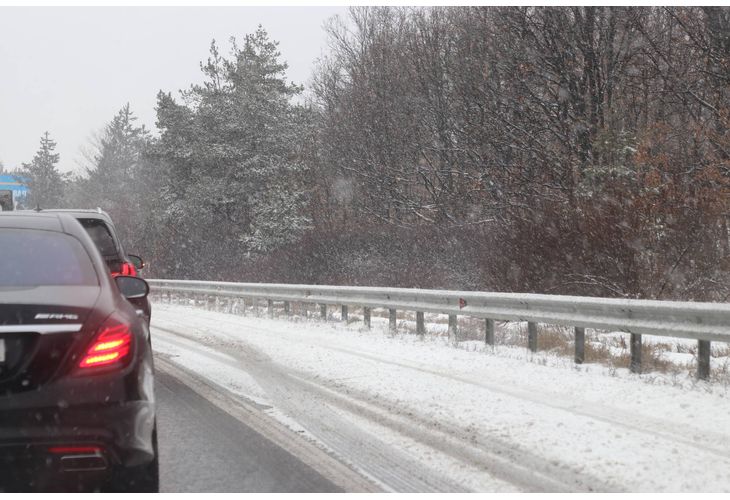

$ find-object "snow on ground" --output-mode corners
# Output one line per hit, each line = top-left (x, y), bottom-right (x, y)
(150, 300), (730, 492)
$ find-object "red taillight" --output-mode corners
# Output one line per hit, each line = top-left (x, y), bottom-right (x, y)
(77, 319), (133, 370)
(122, 262), (138, 277)
(111, 262), (137, 278)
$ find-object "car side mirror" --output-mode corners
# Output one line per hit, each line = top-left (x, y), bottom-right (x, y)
(115, 276), (149, 299)
(128, 254), (145, 270)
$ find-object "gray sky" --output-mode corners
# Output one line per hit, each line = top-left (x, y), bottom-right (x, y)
(0, 6), (347, 173)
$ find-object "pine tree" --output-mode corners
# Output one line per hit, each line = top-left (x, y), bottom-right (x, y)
(83, 104), (150, 211)
(60, 104), (157, 255)
(153, 26), (312, 276)
(21, 132), (64, 208)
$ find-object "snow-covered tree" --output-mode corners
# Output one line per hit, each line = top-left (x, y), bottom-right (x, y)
(153, 26), (312, 276)
(67, 104), (155, 251)
(85, 104), (149, 200)
(21, 132), (64, 208)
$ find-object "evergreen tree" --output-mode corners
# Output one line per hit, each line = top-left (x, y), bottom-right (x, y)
(83, 104), (151, 223)
(86, 104), (149, 199)
(153, 26), (312, 276)
(21, 132), (64, 208)
(63, 104), (157, 256)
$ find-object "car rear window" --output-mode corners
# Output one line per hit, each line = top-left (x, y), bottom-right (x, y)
(0, 229), (98, 286)
(77, 219), (119, 259)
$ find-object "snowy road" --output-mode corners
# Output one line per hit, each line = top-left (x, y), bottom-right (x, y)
(151, 302), (730, 492)
(155, 368), (345, 492)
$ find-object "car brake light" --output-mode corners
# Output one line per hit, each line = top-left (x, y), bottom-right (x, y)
(122, 262), (137, 276)
(111, 262), (137, 278)
(77, 318), (133, 370)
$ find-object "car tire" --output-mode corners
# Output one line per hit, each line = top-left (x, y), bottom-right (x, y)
(105, 425), (159, 492)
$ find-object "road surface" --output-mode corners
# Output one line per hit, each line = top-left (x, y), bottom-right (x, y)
(155, 367), (350, 492)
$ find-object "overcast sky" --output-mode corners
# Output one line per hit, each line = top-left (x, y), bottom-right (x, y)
(0, 6), (347, 173)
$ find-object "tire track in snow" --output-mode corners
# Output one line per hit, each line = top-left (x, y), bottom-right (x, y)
(321, 345), (730, 461)
(154, 355), (379, 492)
(159, 307), (730, 461)
(153, 327), (468, 492)
(152, 323), (618, 492)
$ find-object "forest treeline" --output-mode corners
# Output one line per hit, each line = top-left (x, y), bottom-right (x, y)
(16, 7), (730, 300)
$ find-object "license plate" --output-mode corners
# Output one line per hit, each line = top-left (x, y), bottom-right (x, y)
(0, 338), (4, 363)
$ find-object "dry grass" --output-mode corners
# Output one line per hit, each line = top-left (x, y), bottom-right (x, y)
(605, 343), (677, 373)
(523, 325), (676, 373)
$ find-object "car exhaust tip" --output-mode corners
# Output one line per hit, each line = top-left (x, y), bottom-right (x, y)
(59, 454), (108, 473)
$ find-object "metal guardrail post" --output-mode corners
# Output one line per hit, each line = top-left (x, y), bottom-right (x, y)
(416, 312), (425, 336)
(341, 305), (348, 322)
(528, 322), (538, 352)
(485, 319), (495, 346)
(448, 314), (457, 341)
(630, 333), (642, 373)
(698, 340), (711, 380)
(389, 309), (397, 333)
(363, 307), (371, 329)
(320, 304), (327, 320)
(575, 327), (585, 364)
(267, 299), (273, 318)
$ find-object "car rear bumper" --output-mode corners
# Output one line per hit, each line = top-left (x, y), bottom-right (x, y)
(0, 399), (156, 459)
(0, 399), (155, 491)
(0, 359), (155, 491)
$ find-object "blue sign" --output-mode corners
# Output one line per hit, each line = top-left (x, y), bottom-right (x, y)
(0, 174), (29, 200)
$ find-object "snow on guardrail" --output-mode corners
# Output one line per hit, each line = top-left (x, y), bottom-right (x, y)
(146, 279), (730, 380)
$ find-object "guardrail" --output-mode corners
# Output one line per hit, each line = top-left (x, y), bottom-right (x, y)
(147, 279), (730, 380)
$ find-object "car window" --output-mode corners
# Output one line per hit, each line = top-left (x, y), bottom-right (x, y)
(0, 229), (98, 286)
(77, 218), (119, 259)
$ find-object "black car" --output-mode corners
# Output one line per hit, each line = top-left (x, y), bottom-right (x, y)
(0, 212), (157, 492)
(32, 209), (151, 323)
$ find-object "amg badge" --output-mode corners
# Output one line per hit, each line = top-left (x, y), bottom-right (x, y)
(35, 313), (79, 320)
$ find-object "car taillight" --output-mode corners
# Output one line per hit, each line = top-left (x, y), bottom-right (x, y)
(111, 262), (137, 278)
(77, 318), (133, 371)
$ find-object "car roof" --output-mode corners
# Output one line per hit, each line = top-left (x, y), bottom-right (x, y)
(31, 209), (130, 258)
(0, 211), (97, 240)
(11, 209), (129, 259)
(33, 208), (113, 223)
(0, 212), (66, 232)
